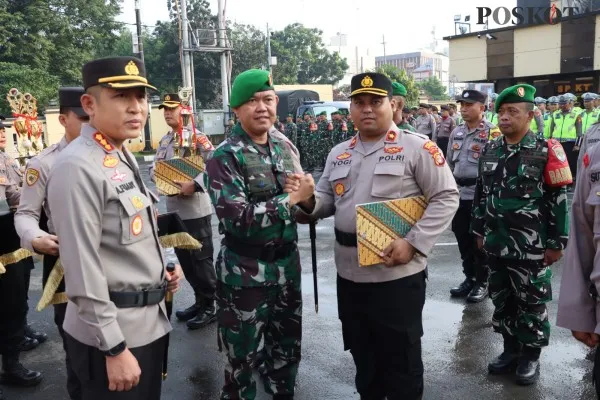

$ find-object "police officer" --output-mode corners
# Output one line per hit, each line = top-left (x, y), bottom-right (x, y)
(557, 137), (600, 400)
(14, 87), (88, 399)
(547, 96), (559, 115)
(535, 97), (553, 139)
(472, 84), (571, 386)
(530, 99), (545, 138)
(447, 90), (497, 303)
(292, 73), (459, 400)
(0, 117), (43, 394)
(434, 105), (456, 157)
(595, 93), (600, 109)
(580, 92), (600, 134)
(415, 103), (436, 139)
(551, 94), (582, 181)
(150, 93), (217, 330)
(204, 69), (312, 400)
(47, 56), (182, 400)
(566, 93), (583, 115)
(578, 120), (600, 166)
(400, 107), (417, 132)
(485, 93), (499, 125)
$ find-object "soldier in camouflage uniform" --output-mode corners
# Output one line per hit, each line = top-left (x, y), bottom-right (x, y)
(205, 69), (315, 400)
(472, 84), (571, 386)
(330, 111), (343, 145)
(316, 111), (332, 172)
(283, 114), (297, 146)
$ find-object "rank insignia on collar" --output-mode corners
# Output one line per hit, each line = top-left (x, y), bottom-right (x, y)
(385, 131), (397, 142)
(334, 182), (345, 196)
(103, 155), (119, 168)
(337, 152), (352, 160)
(94, 133), (115, 152)
(384, 146), (403, 154)
(25, 168), (39, 186)
(349, 136), (358, 149)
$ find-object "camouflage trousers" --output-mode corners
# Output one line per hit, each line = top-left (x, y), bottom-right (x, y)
(216, 280), (302, 400)
(488, 257), (552, 348)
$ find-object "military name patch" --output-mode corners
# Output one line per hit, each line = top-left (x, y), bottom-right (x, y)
(103, 155), (119, 168)
(334, 183), (345, 196)
(131, 215), (143, 236)
(547, 167), (572, 186)
(25, 168), (39, 186)
(337, 152), (352, 160)
(384, 146), (403, 154)
(591, 171), (600, 183)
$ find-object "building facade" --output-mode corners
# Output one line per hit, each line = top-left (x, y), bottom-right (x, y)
(375, 51), (449, 87)
(443, 3), (600, 98)
(328, 34), (376, 86)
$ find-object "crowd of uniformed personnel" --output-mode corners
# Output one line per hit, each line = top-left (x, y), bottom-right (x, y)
(5, 53), (600, 400)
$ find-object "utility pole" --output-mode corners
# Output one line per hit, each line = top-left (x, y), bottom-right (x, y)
(135, 0), (153, 152)
(266, 23), (272, 72)
(218, 0), (229, 117)
(381, 34), (387, 65)
(181, 0), (193, 94)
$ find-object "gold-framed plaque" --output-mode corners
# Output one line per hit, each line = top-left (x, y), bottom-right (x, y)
(154, 155), (205, 196)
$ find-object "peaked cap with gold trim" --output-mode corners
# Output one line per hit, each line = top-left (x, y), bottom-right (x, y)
(350, 73), (392, 98)
(82, 56), (157, 91)
(158, 93), (182, 109)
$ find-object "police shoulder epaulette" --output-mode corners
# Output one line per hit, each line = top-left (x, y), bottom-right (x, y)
(403, 130), (428, 141)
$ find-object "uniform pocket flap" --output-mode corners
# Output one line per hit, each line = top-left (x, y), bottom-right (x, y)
(118, 191), (152, 217)
(329, 166), (351, 181)
(374, 163), (405, 176)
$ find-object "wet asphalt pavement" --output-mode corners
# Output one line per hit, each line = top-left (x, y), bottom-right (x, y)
(3, 162), (597, 400)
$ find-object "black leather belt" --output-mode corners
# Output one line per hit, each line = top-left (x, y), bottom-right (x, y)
(335, 228), (357, 247)
(455, 177), (477, 187)
(109, 282), (167, 308)
(224, 235), (297, 262)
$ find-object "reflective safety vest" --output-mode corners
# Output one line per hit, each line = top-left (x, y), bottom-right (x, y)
(580, 109), (600, 134)
(530, 107), (542, 134)
(573, 106), (583, 115)
(543, 112), (553, 139)
(485, 111), (498, 126)
(552, 111), (578, 141)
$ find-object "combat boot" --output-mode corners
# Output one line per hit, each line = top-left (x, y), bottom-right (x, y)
(450, 277), (475, 297)
(24, 324), (47, 344)
(175, 296), (204, 322)
(488, 334), (521, 374)
(516, 346), (541, 385)
(187, 301), (217, 330)
(466, 283), (488, 303)
(1, 353), (42, 387)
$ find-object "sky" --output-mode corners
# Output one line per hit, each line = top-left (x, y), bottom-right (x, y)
(118, 0), (516, 56)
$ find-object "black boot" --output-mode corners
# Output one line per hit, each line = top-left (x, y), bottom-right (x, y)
(1, 353), (42, 387)
(488, 334), (521, 374)
(18, 337), (39, 352)
(466, 283), (488, 303)
(175, 302), (203, 322)
(450, 277), (475, 297)
(516, 346), (541, 385)
(187, 301), (216, 330)
(24, 325), (47, 344)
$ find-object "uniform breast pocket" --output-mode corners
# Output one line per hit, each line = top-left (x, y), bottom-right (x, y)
(586, 189), (600, 234)
(480, 162), (496, 194)
(451, 141), (463, 162)
(518, 158), (544, 197)
(118, 190), (153, 245)
(371, 163), (404, 198)
(467, 150), (481, 164)
(329, 166), (351, 198)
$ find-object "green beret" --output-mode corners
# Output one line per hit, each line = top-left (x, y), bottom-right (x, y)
(318, 111), (327, 116)
(331, 111), (340, 116)
(494, 84), (535, 113)
(392, 82), (407, 97)
(230, 69), (274, 108)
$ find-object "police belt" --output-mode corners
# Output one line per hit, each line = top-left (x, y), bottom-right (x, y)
(109, 282), (167, 308)
(455, 177), (477, 187)
(224, 234), (297, 262)
(335, 229), (357, 247)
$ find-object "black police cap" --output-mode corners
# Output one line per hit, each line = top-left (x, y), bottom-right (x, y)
(158, 93), (182, 110)
(59, 87), (87, 117)
(456, 90), (487, 104)
(82, 56), (157, 91)
(350, 73), (392, 98)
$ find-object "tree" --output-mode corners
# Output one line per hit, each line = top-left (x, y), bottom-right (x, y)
(418, 76), (450, 101)
(270, 23), (348, 85)
(228, 23), (266, 77)
(374, 65), (419, 107)
(0, 62), (60, 116)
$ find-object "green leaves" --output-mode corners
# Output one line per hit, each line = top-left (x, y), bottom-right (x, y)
(374, 65), (420, 106)
(418, 76), (450, 101)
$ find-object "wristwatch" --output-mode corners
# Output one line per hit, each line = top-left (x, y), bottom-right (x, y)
(103, 341), (127, 357)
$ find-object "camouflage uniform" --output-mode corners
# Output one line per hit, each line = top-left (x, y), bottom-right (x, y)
(284, 121), (297, 147)
(472, 132), (571, 348)
(205, 123), (302, 399)
(317, 118), (333, 169)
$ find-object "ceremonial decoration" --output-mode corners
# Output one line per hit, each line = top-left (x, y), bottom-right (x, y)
(6, 88), (44, 163)
(356, 196), (428, 267)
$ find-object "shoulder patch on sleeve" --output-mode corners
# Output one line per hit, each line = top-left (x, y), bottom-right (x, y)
(544, 140), (573, 187)
(423, 140), (446, 166)
(25, 168), (40, 186)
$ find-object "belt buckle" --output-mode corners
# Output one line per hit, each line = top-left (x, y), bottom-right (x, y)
(141, 288), (149, 306)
